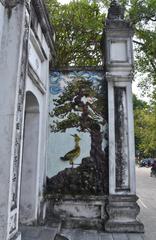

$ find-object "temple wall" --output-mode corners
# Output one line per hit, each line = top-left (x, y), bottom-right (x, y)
(0, 1), (55, 239)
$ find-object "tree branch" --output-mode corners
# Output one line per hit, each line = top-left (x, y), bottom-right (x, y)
(133, 40), (144, 46)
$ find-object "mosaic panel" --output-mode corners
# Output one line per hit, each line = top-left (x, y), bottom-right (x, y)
(48, 70), (108, 195)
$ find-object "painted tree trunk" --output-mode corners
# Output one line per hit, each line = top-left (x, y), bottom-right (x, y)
(90, 129), (108, 195)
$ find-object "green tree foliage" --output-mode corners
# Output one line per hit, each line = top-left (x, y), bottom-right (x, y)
(46, 0), (156, 99)
(46, 0), (105, 67)
(46, 0), (156, 155)
(133, 95), (156, 158)
(127, 0), (156, 98)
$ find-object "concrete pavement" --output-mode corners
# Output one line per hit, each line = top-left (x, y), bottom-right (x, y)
(136, 166), (156, 240)
(20, 226), (144, 240)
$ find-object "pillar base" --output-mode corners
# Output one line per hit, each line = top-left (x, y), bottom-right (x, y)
(11, 232), (21, 240)
(105, 195), (144, 233)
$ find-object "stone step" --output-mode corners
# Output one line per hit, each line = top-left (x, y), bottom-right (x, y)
(46, 217), (103, 230)
(20, 226), (57, 240)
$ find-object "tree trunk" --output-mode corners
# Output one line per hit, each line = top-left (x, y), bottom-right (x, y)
(90, 129), (108, 195)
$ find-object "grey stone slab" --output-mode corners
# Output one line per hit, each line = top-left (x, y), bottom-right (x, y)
(100, 233), (113, 240)
(20, 226), (42, 238)
(136, 167), (156, 240)
(20, 226), (58, 240)
(83, 230), (99, 240)
(112, 233), (129, 240)
(61, 228), (75, 240)
(20, 225), (145, 240)
(144, 233), (156, 240)
(40, 228), (58, 240)
(127, 233), (144, 240)
(54, 233), (69, 240)
(70, 229), (85, 240)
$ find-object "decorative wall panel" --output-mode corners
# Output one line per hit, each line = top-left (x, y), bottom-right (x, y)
(8, 4), (30, 238)
(114, 87), (129, 191)
(48, 70), (108, 195)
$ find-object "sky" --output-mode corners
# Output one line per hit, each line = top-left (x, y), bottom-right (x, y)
(58, 0), (71, 3)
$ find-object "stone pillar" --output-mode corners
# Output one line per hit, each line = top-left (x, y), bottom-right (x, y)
(0, 0), (55, 238)
(103, 1), (144, 232)
(0, 1), (30, 239)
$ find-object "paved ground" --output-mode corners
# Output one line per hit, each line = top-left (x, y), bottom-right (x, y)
(21, 226), (144, 240)
(136, 166), (156, 240)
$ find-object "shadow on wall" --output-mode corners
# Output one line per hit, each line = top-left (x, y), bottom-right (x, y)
(19, 91), (40, 225)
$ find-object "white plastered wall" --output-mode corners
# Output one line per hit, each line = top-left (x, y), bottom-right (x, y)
(106, 28), (136, 195)
(0, 1), (51, 238)
(0, 3), (4, 49)
(108, 78), (136, 195)
(19, 30), (50, 224)
(0, 4), (26, 239)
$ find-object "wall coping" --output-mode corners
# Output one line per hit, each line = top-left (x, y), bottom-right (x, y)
(50, 66), (104, 72)
(32, 0), (56, 59)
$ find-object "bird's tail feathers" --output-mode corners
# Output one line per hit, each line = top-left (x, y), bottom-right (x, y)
(60, 156), (68, 161)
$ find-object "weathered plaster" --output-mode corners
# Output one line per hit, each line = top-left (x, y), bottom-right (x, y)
(104, 1), (144, 232)
(0, 3), (4, 49)
(5, 0), (23, 7)
(104, 2), (134, 197)
(31, 0), (56, 61)
(115, 87), (129, 191)
(0, 0), (54, 238)
(0, 0), (5, 6)
(4, 0), (24, 18)
(46, 195), (107, 230)
(0, 3), (29, 239)
(19, 91), (40, 224)
(105, 195), (144, 232)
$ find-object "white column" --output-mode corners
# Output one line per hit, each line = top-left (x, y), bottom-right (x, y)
(108, 76), (136, 195)
(104, 1), (144, 232)
(0, 2), (30, 239)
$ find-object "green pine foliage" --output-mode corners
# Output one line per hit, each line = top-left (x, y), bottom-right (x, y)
(50, 77), (106, 133)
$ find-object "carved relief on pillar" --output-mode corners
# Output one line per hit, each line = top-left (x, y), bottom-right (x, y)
(8, 2), (31, 237)
(9, 213), (17, 236)
(107, 0), (124, 20)
(104, 0), (144, 233)
(0, 0), (5, 6)
(114, 87), (129, 191)
(4, 0), (24, 8)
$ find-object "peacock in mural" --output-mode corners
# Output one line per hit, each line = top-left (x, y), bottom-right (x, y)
(60, 134), (81, 166)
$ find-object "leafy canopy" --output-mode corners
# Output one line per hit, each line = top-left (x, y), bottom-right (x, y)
(46, 0), (105, 67)
(46, 1), (156, 155)
(46, 0), (156, 100)
(133, 94), (156, 158)
(127, 0), (156, 98)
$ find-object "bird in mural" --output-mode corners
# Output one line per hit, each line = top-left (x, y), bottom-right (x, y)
(60, 134), (81, 166)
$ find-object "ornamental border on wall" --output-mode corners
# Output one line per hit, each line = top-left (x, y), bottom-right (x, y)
(8, 2), (31, 237)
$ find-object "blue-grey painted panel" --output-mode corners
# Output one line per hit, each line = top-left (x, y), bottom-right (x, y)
(47, 70), (108, 195)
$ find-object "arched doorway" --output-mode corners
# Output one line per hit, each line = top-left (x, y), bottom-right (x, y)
(19, 91), (40, 224)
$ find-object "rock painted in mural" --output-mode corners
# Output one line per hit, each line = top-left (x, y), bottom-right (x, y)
(47, 70), (108, 195)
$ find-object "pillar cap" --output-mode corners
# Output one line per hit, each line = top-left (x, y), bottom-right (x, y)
(108, 0), (125, 20)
